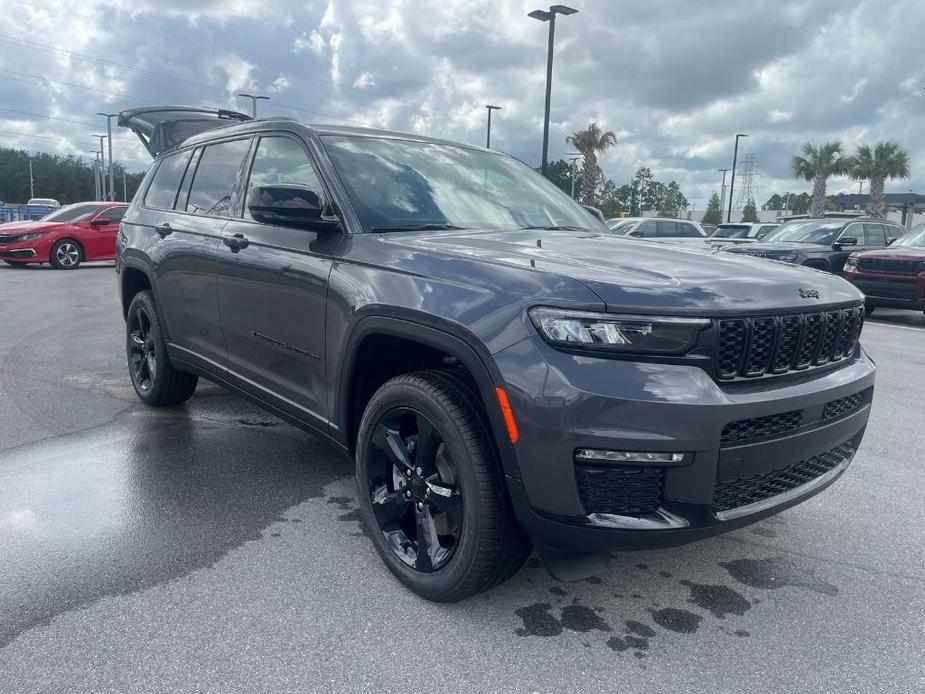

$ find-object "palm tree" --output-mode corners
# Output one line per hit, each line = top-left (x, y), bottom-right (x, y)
(850, 141), (911, 219)
(566, 123), (617, 206)
(790, 141), (852, 218)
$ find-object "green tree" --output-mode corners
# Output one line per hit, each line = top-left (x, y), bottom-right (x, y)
(763, 193), (783, 211)
(790, 141), (852, 218)
(850, 141), (911, 219)
(790, 192), (811, 215)
(541, 159), (574, 197)
(657, 181), (687, 217)
(702, 192), (723, 225)
(741, 198), (759, 222)
(598, 179), (625, 218)
(566, 122), (617, 206)
(628, 167), (653, 216)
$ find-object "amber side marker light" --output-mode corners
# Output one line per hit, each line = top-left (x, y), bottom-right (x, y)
(495, 386), (520, 443)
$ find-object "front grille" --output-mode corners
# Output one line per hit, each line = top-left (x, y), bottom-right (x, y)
(0, 235), (20, 246)
(716, 305), (864, 380)
(857, 257), (921, 275)
(576, 465), (664, 515)
(720, 410), (803, 446)
(823, 389), (870, 420)
(711, 440), (857, 513)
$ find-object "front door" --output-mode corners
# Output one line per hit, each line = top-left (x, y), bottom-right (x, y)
(84, 206), (125, 260)
(217, 134), (341, 429)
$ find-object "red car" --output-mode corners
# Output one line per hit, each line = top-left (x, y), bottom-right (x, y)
(842, 225), (925, 314)
(0, 201), (128, 269)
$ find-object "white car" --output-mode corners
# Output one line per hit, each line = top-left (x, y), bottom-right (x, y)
(605, 216), (719, 250)
(709, 222), (779, 244)
(26, 197), (61, 209)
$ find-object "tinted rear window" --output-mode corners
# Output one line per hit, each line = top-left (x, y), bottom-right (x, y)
(145, 150), (192, 210)
(185, 139), (251, 217)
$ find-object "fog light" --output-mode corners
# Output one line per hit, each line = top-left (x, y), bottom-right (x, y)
(575, 449), (686, 465)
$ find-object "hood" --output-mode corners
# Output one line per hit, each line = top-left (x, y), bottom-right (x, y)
(724, 241), (830, 254)
(0, 221), (56, 235)
(383, 229), (862, 314)
(854, 246), (925, 260)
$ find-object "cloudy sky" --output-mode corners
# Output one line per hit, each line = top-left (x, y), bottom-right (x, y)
(1, 0), (924, 208)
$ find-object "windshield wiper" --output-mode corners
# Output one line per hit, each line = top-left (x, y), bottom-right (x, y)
(370, 223), (467, 232)
(518, 225), (589, 231)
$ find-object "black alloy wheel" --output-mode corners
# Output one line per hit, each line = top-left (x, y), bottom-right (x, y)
(128, 303), (156, 393)
(366, 406), (463, 573)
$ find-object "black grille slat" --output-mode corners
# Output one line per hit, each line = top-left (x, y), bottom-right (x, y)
(771, 315), (801, 373)
(795, 313), (823, 369)
(833, 308), (855, 358)
(857, 257), (920, 275)
(815, 311), (841, 364)
(576, 466), (664, 515)
(720, 410), (803, 446)
(711, 441), (857, 513)
(744, 318), (777, 376)
(717, 319), (747, 379)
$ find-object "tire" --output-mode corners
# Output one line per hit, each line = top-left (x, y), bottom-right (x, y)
(356, 370), (530, 602)
(49, 238), (83, 269)
(125, 290), (198, 406)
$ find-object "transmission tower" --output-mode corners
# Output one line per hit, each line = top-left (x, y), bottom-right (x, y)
(734, 153), (760, 209)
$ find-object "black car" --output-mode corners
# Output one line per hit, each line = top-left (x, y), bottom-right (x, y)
(116, 106), (875, 601)
(723, 217), (904, 272)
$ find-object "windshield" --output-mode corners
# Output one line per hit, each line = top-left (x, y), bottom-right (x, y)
(892, 227), (925, 247)
(322, 136), (605, 232)
(712, 225), (750, 238)
(607, 220), (636, 234)
(40, 203), (104, 223)
(763, 220), (843, 244)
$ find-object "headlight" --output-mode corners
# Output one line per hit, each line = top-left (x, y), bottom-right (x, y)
(17, 232), (48, 241)
(529, 307), (709, 355)
(845, 256), (859, 268)
(775, 254), (797, 263)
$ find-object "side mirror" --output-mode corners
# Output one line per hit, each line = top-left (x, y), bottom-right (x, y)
(887, 237), (897, 245)
(836, 236), (857, 247)
(582, 205), (605, 223)
(248, 184), (339, 231)
(90, 217), (111, 227)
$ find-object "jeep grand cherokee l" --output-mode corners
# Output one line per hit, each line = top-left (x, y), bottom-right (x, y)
(843, 224), (925, 314)
(722, 217), (902, 272)
(116, 106), (875, 601)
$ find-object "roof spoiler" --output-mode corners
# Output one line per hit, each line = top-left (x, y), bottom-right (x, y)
(118, 106), (252, 157)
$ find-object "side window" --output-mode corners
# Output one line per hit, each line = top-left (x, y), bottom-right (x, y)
(98, 207), (126, 224)
(244, 136), (324, 222)
(884, 225), (902, 242)
(144, 150), (192, 210)
(635, 220), (657, 237)
(655, 221), (678, 237)
(838, 223), (865, 245)
(186, 139), (252, 217)
(757, 225), (776, 238)
(864, 223), (887, 246)
(675, 222), (702, 238)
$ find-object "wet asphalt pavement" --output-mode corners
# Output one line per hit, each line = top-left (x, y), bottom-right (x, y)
(1, 262), (923, 693)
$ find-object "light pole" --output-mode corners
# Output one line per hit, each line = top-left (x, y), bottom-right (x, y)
(717, 168), (730, 217)
(87, 151), (100, 200)
(123, 169), (128, 202)
(97, 113), (117, 200)
(529, 4), (578, 176)
(93, 134), (108, 201)
(726, 133), (747, 222)
(485, 105), (502, 148)
(238, 93), (269, 118)
(28, 157), (34, 199)
(566, 152), (582, 200)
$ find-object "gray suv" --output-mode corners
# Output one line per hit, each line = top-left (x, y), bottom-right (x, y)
(116, 106), (875, 601)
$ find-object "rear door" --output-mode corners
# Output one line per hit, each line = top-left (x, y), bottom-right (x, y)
(152, 137), (253, 369)
(217, 133), (342, 428)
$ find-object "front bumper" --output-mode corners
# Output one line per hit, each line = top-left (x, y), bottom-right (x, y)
(493, 335), (875, 552)
(843, 270), (925, 309)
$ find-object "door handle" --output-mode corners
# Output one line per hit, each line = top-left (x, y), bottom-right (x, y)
(154, 223), (174, 238)
(223, 233), (249, 252)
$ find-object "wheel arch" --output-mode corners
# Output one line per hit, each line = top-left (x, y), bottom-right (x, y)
(336, 316), (522, 480)
(119, 259), (158, 321)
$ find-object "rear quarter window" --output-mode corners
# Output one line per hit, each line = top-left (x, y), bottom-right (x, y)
(144, 150), (192, 211)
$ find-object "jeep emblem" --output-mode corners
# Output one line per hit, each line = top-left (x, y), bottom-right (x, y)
(798, 288), (821, 299)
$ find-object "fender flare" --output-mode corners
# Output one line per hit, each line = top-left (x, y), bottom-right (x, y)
(336, 315), (522, 480)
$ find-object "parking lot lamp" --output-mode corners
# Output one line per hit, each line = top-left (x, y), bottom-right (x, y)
(726, 133), (748, 222)
(529, 4), (578, 175)
(238, 93), (269, 118)
(485, 105), (502, 148)
(717, 168), (730, 217)
(98, 113), (117, 200)
(93, 135), (108, 200)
